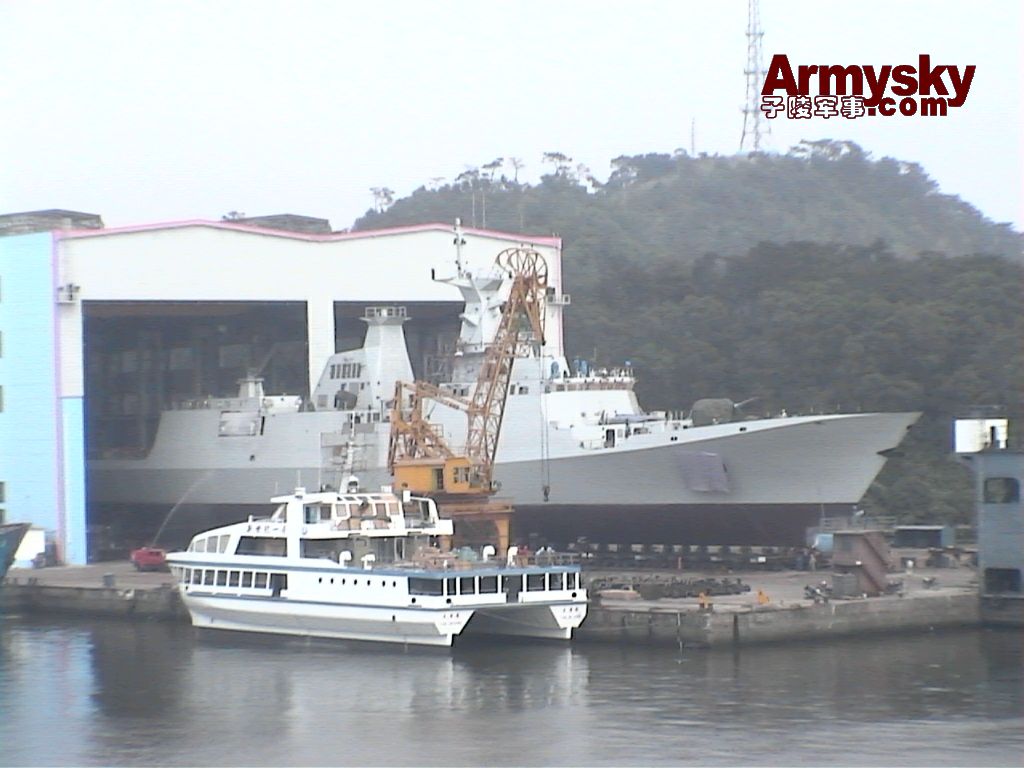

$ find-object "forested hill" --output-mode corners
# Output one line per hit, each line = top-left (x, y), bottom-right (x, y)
(354, 141), (1022, 264)
(352, 142), (1023, 524)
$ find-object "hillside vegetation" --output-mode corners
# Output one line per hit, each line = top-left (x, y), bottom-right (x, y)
(354, 142), (1023, 524)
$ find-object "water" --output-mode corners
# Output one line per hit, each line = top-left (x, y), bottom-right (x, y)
(1, 617), (1020, 766)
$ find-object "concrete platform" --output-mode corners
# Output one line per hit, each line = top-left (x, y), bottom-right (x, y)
(578, 565), (981, 648)
(1, 561), (982, 647)
(2, 561), (185, 619)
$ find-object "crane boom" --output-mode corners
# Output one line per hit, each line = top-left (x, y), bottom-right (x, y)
(388, 246), (548, 496)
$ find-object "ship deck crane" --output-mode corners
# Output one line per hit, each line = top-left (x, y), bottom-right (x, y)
(387, 246), (548, 552)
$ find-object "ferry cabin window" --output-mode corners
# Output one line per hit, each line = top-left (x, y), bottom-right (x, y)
(216, 571), (228, 586)
(191, 569), (202, 585)
(459, 576), (476, 595)
(527, 574), (546, 591)
(236, 536), (287, 556)
(242, 572), (253, 588)
(203, 570), (214, 586)
(983, 477), (1020, 504)
(194, 538), (206, 553)
(479, 576), (498, 593)
(218, 534), (230, 553)
(304, 504), (332, 524)
(254, 572), (269, 589)
(548, 572), (564, 591)
(409, 577), (443, 596)
(567, 572), (578, 590)
(445, 577), (457, 596)
(301, 539), (348, 560)
(229, 570), (241, 587)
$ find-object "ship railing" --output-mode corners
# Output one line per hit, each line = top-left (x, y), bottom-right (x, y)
(546, 378), (634, 394)
(392, 549), (581, 572)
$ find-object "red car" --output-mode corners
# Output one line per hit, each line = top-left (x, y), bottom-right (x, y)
(130, 546), (168, 572)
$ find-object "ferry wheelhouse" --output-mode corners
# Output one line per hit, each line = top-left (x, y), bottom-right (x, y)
(166, 487), (587, 647)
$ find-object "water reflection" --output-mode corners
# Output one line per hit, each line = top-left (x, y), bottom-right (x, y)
(0, 618), (1020, 767)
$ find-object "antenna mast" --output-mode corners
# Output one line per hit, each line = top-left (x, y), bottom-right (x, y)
(740, 0), (769, 152)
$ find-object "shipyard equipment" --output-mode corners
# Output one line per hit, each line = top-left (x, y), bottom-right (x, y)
(387, 247), (548, 550)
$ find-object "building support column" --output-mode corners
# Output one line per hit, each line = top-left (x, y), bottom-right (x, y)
(306, 298), (336, 400)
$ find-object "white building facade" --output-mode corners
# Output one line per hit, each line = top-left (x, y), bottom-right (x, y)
(0, 217), (563, 564)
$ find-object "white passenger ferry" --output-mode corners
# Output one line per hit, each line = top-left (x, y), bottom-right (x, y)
(166, 486), (587, 647)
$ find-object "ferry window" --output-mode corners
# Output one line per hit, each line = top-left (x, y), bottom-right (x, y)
(459, 577), (476, 595)
(195, 538), (206, 553)
(191, 569), (201, 585)
(242, 572), (253, 588)
(301, 540), (347, 560)
(527, 574), (546, 591)
(567, 572), (578, 590)
(203, 570), (214, 586)
(548, 573), (564, 591)
(254, 572), (268, 589)
(480, 576), (498, 593)
(445, 577), (457, 596)
(228, 571), (241, 587)
(216, 571), (227, 586)
(983, 477), (1020, 504)
(270, 573), (287, 597)
(304, 505), (319, 524)
(236, 536), (286, 556)
(409, 578), (443, 596)
(374, 503), (387, 516)
(218, 535), (230, 553)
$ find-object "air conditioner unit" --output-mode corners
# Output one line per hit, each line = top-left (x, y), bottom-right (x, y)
(56, 283), (81, 303)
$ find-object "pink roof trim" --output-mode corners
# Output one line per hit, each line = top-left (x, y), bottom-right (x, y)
(54, 219), (562, 247)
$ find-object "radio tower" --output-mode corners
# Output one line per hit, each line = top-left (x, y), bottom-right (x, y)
(740, 0), (768, 152)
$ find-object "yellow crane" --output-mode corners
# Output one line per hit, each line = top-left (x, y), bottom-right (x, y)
(387, 246), (548, 551)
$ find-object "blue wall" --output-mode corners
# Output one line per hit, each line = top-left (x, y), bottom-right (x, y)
(0, 233), (61, 552)
(62, 397), (87, 564)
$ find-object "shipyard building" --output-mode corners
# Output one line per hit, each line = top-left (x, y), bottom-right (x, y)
(0, 210), (563, 564)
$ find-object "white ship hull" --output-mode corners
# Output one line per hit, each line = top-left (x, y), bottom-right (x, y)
(90, 409), (918, 545)
(184, 594), (581, 646)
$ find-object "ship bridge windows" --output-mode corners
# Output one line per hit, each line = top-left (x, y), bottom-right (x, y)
(304, 504), (332, 524)
(330, 362), (363, 380)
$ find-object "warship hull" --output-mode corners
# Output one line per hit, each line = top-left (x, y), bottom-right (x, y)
(89, 410), (918, 547)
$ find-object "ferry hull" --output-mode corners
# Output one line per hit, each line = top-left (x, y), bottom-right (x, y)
(183, 594), (471, 647)
(181, 595), (587, 646)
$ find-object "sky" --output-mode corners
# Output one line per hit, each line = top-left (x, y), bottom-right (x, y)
(2, 0), (1021, 231)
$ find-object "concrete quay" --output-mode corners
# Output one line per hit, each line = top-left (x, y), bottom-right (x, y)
(1, 561), (186, 620)
(1, 561), (982, 648)
(578, 566), (981, 648)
